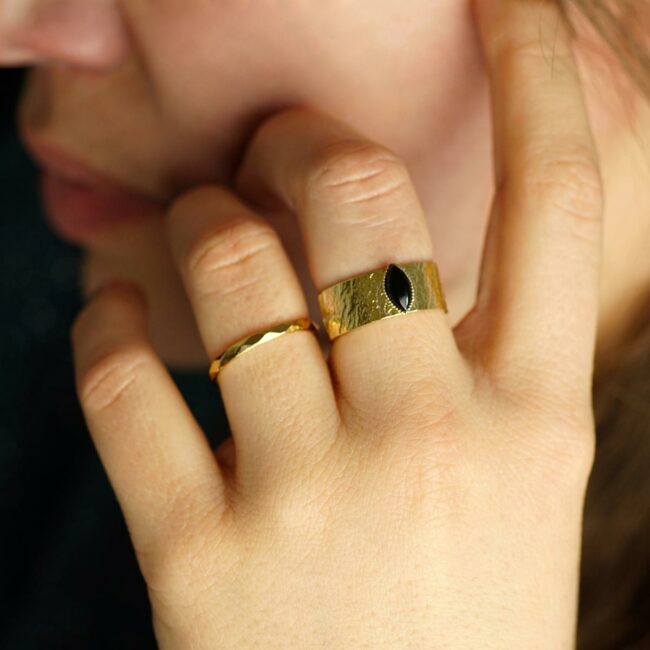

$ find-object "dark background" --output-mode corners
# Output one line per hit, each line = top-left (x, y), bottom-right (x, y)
(0, 68), (226, 650)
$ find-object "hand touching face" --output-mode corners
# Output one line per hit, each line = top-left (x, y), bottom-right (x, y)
(71, 1), (603, 646)
(8, 0), (494, 368)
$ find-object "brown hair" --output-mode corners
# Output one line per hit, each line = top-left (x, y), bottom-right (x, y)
(569, 0), (650, 101)
(563, 1), (650, 647)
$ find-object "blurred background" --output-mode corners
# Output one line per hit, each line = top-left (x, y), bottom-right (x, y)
(0, 68), (225, 650)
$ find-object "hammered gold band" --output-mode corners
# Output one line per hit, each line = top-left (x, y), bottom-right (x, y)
(318, 261), (447, 341)
(209, 318), (318, 381)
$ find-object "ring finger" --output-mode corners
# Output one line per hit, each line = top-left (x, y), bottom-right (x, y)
(165, 186), (339, 487)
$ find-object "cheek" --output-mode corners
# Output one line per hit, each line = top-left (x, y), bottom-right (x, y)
(21, 61), (177, 196)
(119, 1), (421, 137)
(117, 1), (438, 189)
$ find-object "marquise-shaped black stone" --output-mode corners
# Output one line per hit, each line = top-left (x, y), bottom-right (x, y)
(384, 264), (413, 312)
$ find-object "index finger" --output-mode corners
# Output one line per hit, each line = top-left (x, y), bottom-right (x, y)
(472, 0), (604, 396)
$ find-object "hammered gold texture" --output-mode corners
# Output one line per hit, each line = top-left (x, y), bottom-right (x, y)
(209, 318), (317, 381)
(318, 261), (448, 340)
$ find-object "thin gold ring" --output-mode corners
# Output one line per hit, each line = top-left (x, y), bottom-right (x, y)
(208, 318), (318, 381)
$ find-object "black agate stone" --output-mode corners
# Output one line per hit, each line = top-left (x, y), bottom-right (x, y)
(384, 264), (413, 312)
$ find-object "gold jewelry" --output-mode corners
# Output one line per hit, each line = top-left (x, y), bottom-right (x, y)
(209, 318), (318, 381)
(318, 261), (447, 341)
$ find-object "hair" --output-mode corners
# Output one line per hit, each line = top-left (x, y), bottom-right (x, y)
(568, 0), (650, 101)
(563, 1), (650, 647)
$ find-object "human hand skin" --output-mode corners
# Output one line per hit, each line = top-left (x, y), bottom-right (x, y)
(69, 0), (603, 648)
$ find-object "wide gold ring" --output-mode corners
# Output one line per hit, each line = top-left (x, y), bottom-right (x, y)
(209, 318), (319, 381)
(318, 261), (447, 341)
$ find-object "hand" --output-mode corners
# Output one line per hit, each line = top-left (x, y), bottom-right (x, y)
(70, 1), (603, 647)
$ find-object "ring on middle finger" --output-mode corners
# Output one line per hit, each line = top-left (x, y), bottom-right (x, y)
(317, 260), (447, 341)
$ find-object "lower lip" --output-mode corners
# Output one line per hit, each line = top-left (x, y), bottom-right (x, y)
(40, 171), (163, 244)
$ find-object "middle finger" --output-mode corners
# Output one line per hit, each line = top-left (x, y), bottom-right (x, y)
(235, 109), (466, 412)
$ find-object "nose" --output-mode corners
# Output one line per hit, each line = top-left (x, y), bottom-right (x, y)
(0, 0), (130, 69)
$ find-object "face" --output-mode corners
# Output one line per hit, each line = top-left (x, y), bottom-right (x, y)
(2, 0), (494, 368)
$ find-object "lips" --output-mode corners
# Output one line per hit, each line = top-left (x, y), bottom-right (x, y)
(19, 127), (164, 244)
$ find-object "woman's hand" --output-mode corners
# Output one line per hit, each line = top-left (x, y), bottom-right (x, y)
(70, 1), (603, 647)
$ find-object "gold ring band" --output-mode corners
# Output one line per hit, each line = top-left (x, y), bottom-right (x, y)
(318, 261), (447, 341)
(208, 318), (318, 381)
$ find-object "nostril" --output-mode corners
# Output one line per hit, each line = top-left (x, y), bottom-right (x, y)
(0, 0), (130, 70)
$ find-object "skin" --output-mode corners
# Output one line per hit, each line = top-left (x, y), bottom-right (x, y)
(5, 0), (649, 368)
(1, 0), (649, 647)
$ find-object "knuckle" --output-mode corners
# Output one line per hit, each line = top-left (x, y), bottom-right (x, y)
(185, 218), (279, 298)
(306, 141), (412, 215)
(517, 146), (604, 240)
(77, 344), (149, 414)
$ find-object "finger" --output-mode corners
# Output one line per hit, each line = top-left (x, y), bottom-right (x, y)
(473, 0), (604, 396)
(70, 282), (227, 558)
(234, 109), (466, 417)
(165, 186), (340, 487)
